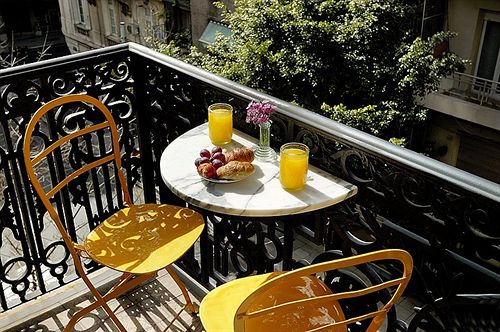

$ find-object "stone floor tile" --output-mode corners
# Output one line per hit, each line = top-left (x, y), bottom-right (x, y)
(151, 271), (184, 299)
(7, 305), (74, 332)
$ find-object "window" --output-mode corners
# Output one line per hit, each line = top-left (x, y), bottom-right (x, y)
(103, 0), (120, 38)
(74, 0), (90, 28)
(474, 12), (500, 97)
(164, 2), (191, 33)
(108, 0), (117, 35)
(78, 0), (85, 22)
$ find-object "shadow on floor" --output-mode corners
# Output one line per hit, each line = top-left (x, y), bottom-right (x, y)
(9, 273), (204, 332)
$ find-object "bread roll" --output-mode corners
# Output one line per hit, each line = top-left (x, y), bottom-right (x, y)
(225, 148), (255, 163)
(217, 161), (255, 180)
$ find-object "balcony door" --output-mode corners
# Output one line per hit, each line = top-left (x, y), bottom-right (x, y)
(475, 13), (500, 100)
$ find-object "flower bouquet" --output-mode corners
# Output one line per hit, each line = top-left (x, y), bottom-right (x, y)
(246, 100), (277, 161)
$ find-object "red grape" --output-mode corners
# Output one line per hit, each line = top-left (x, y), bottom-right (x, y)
(194, 158), (203, 167)
(211, 146), (222, 154)
(199, 157), (210, 165)
(211, 159), (224, 170)
(212, 152), (226, 163)
(200, 149), (211, 159)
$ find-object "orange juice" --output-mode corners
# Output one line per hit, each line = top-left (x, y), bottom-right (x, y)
(208, 104), (233, 145)
(280, 144), (309, 190)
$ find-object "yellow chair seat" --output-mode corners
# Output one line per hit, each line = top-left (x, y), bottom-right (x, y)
(200, 272), (346, 332)
(84, 204), (204, 274)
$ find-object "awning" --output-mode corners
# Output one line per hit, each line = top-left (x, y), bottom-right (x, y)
(199, 21), (232, 46)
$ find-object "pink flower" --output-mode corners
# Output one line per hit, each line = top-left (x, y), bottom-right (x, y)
(245, 100), (276, 125)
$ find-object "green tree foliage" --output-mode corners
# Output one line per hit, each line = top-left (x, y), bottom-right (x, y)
(188, 0), (467, 139)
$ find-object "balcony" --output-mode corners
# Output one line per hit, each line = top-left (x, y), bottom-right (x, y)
(0, 43), (499, 331)
(424, 71), (500, 131)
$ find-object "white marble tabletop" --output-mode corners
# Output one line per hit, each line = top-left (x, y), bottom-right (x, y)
(160, 123), (357, 217)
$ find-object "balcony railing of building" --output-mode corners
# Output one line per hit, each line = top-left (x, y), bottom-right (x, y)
(443, 71), (500, 108)
(0, 43), (499, 330)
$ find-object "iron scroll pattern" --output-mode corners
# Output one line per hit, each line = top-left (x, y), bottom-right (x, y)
(0, 53), (141, 311)
(139, 60), (499, 293)
(204, 214), (286, 284)
(287, 120), (500, 301)
(246, 115), (499, 328)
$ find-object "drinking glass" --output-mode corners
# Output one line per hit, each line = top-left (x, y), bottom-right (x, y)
(208, 103), (233, 145)
(279, 142), (309, 190)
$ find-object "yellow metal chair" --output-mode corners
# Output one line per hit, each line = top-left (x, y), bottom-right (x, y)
(23, 94), (205, 331)
(200, 249), (413, 332)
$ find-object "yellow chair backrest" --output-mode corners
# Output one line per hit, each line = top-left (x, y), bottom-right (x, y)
(234, 249), (413, 332)
(23, 94), (132, 246)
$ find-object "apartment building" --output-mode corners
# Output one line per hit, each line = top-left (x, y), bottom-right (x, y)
(58, 0), (234, 53)
(423, 0), (500, 183)
(58, 0), (167, 53)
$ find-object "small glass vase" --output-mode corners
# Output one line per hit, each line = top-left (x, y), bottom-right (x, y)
(254, 121), (276, 161)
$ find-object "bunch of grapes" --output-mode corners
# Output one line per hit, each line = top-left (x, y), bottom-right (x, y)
(195, 147), (226, 179)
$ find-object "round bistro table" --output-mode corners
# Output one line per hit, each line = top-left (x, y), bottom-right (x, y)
(160, 123), (357, 280)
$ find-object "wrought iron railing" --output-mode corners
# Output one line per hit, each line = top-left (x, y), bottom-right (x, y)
(0, 43), (498, 329)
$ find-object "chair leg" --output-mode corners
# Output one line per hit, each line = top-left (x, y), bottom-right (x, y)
(63, 295), (127, 332)
(165, 265), (198, 314)
(64, 272), (154, 331)
(366, 314), (385, 332)
(102, 273), (154, 301)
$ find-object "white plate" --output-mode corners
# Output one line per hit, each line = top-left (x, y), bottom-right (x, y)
(201, 177), (243, 184)
(200, 168), (255, 183)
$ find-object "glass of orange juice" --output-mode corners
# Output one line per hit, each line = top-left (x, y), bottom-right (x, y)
(208, 103), (233, 145)
(279, 143), (309, 191)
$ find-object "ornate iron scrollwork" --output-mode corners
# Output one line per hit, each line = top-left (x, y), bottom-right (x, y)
(0, 47), (498, 332)
(0, 52), (142, 311)
(206, 214), (285, 283)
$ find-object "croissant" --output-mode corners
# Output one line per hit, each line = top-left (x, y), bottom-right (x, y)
(225, 148), (255, 163)
(217, 161), (255, 180)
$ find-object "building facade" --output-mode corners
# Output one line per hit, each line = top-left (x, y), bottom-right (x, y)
(58, 0), (166, 53)
(58, 0), (233, 52)
(423, 0), (500, 183)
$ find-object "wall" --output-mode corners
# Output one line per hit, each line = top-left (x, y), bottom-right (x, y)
(190, 0), (210, 48)
(58, 0), (102, 52)
(448, 0), (500, 73)
(190, 0), (234, 48)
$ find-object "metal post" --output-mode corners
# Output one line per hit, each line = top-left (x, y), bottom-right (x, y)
(421, 0), (427, 37)
(131, 54), (156, 203)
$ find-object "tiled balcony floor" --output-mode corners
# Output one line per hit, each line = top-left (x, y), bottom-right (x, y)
(7, 269), (204, 332)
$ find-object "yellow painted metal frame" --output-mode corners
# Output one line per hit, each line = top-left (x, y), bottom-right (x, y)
(23, 95), (204, 331)
(235, 249), (413, 331)
(200, 249), (412, 332)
